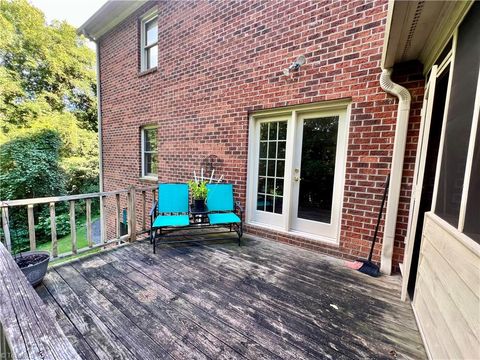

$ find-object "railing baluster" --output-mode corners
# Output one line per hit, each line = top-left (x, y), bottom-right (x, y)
(1, 207), (11, 253)
(101, 195), (107, 244)
(127, 186), (137, 242)
(85, 199), (92, 248)
(115, 194), (121, 241)
(69, 201), (77, 254)
(50, 202), (57, 257)
(142, 191), (146, 231)
(27, 204), (36, 251)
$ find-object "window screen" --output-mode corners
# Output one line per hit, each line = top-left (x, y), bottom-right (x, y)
(434, 2), (480, 226)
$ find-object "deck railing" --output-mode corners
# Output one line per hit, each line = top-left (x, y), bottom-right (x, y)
(0, 185), (158, 259)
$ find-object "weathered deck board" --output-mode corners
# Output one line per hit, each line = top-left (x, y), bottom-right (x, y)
(37, 236), (426, 359)
(130, 240), (424, 357)
(0, 242), (80, 360)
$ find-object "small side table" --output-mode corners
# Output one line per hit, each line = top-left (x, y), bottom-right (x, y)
(189, 205), (209, 225)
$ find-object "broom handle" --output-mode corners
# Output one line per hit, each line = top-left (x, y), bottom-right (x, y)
(368, 174), (390, 262)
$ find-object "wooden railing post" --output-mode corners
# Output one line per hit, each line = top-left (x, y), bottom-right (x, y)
(100, 196), (107, 244)
(85, 199), (92, 248)
(27, 204), (36, 251)
(115, 194), (121, 241)
(69, 201), (77, 254)
(49, 202), (57, 257)
(1, 207), (11, 253)
(127, 186), (137, 242)
(142, 191), (146, 231)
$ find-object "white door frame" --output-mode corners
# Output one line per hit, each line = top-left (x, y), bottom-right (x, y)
(401, 65), (438, 300)
(246, 100), (350, 244)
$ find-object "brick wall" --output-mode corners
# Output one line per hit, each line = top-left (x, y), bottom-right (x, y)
(98, 0), (425, 272)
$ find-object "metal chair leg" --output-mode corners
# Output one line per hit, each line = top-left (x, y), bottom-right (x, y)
(153, 228), (157, 254)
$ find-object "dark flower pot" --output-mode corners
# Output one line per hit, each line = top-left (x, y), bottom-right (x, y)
(15, 250), (50, 287)
(194, 199), (206, 212)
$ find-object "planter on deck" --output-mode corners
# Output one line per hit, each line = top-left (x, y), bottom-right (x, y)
(15, 250), (50, 287)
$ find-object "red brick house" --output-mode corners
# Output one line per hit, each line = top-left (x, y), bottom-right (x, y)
(80, 1), (479, 357)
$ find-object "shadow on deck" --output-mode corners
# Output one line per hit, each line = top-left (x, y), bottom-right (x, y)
(36, 234), (426, 359)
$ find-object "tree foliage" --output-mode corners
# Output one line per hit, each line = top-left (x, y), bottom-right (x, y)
(0, 0), (97, 132)
(0, 0), (99, 252)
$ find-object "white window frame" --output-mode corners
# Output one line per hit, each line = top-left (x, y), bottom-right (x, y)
(140, 10), (158, 72)
(430, 28), (480, 245)
(141, 126), (158, 179)
(246, 101), (351, 245)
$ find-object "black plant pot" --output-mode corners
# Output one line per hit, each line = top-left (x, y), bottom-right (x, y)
(193, 199), (206, 212)
(15, 250), (50, 287)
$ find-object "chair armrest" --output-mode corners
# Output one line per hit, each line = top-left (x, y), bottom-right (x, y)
(235, 201), (244, 213)
(149, 201), (158, 217)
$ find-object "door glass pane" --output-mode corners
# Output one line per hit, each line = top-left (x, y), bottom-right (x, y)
(464, 116), (480, 243)
(435, 3), (480, 226)
(298, 116), (339, 223)
(256, 120), (287, 214)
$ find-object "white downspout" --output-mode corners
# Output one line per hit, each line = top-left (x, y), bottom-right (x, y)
(379, 68), (411, 275)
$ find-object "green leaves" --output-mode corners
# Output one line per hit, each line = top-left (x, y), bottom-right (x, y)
(0, 0), (97, 131)
(188, 180), (208, 200)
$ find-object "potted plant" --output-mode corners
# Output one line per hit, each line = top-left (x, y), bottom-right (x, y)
(15, 250), (50, 287)
(188, 180), (208, 211)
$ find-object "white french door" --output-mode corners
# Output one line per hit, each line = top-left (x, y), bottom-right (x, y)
(290, 110), (347, 240)
(247, 104), (349, 243)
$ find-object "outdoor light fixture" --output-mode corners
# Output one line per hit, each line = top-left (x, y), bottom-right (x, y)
(283, 55), (306, 76)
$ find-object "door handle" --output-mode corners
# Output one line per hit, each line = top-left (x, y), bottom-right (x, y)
(294, 176), (300, 181)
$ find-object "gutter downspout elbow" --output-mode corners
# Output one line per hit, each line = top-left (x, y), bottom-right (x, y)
(379, 68), (411, 275)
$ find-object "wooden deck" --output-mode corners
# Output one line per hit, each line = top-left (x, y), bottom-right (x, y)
(36, 235), (426, 359)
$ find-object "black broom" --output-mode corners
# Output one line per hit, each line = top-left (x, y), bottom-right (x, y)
(347, 174), (390, 277)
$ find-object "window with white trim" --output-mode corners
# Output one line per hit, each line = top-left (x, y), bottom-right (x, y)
(140, 11), (158, 71)
(141, 126), (158, 178)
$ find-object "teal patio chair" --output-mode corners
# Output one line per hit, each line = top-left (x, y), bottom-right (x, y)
(151, 183), (190, 253)
(206, 183), (243, 245)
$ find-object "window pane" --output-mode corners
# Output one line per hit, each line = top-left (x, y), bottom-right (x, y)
(267, 160), (275, 177)
(145, 153), (152, 174)
(265, 196), (274, 212)
(257, 195), (266, 211)
(144, 153), (158, 176)
(260, 123), (268, 140)
(256, 120), (287, 214)
(298, 116), (338, 223)
(258, 160), (266, 176)
(268, 141), (276, 158)
(266, 178), (274, 195)
(145, 18), (158, 46)
(144, 129), (157, 151)
(274, 197), (283, 214)
(278, 122), (287, 140)
(464, 117), (480, 243)
(146, 45), (158, 69)
(277, 141), (286, 159)
(257, 177), (266, 194)
(269, 122), (277, 140)
(435, 3), (480, 226)
(259, 142), (267, 158)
